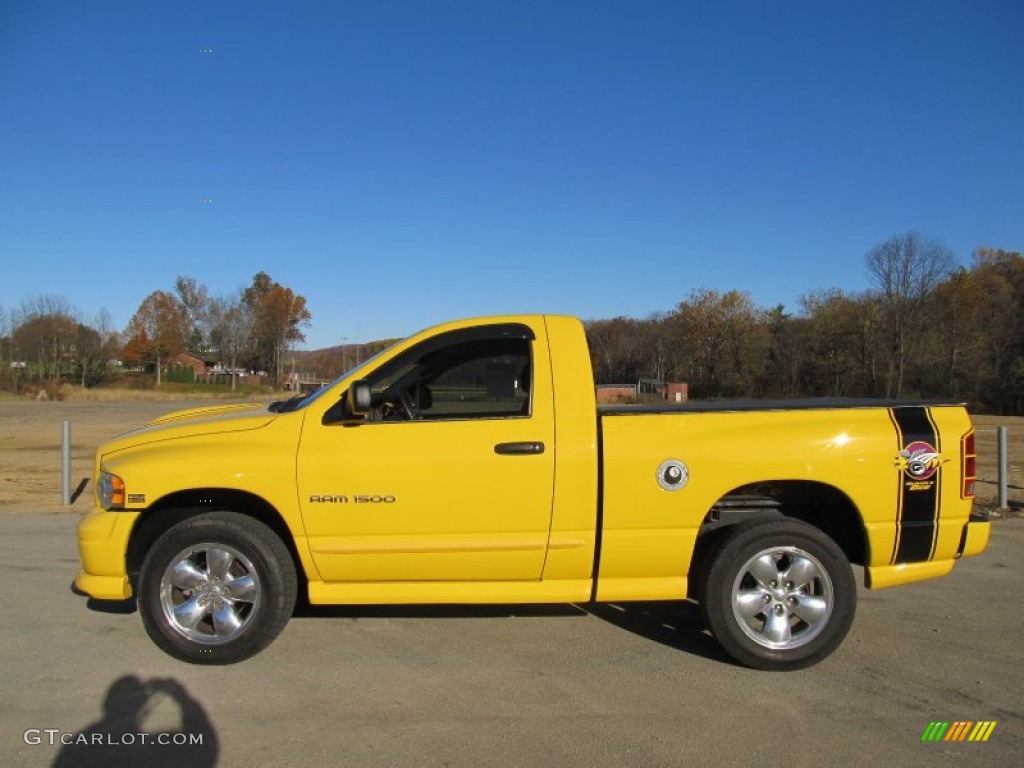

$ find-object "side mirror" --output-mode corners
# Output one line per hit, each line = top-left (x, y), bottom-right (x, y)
(349, 380), (372, 416)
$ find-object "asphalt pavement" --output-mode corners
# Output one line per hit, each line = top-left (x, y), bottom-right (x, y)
(1, 513), (1021, 767)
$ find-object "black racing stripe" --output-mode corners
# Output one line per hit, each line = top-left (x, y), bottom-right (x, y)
(892, 406), (937, 447)
(925, 408), (942, 558)
(887, 408), (904, 564)
(891, 407), (941, 564)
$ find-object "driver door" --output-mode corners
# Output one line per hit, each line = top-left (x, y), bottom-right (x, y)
(297, 325), (555, 583)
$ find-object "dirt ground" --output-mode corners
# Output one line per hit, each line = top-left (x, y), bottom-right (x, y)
(0, 394), (1020, 515)
(969, 414), (1024, 512)
(0, 394), (272, 514)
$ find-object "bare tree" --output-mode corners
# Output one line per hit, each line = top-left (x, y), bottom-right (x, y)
(0, 304), (11, 389)
(13, 295), (80, 386)
(586, 316), (648, 383)
(865, 232), (957, 397)
(91, 309), (121, 386)
(72, 323), (103, 388)
(174, 276), (211, 354)
(208, 292), (252, 391)
(0, 303), (8, 365)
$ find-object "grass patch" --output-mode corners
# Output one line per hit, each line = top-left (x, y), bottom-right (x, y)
(60, 385), (277, 402)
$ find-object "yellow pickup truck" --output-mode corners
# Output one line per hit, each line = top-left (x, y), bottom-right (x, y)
(75, 314), (990, 670)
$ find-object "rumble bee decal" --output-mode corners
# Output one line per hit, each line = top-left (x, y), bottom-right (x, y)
(894, 441), (946, 482)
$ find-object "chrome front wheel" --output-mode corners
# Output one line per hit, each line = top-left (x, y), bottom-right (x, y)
(159, 542), (262, 645)
(139, 512), (297, 665)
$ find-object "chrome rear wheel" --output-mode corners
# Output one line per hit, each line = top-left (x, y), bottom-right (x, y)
(731, 546), (833, 651)
(702, 517), (855, 670)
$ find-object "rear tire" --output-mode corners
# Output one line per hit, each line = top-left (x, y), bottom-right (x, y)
(701, 517), (856, 670)
(138, 512), (297, 665)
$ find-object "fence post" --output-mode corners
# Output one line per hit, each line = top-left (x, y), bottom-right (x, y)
(997, 426), (1009, 510)
(62, 420), (72, 506)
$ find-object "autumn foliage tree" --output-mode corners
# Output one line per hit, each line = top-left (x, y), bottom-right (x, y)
(968, 248), (1024, 411)
(242, 271), (312, 386)
(123, 291), (187, 386)
(666, 289), (769, 398)
(116, 273), (311, 389)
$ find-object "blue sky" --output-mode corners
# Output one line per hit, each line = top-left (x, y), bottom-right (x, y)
(2, 0), (1021, 350)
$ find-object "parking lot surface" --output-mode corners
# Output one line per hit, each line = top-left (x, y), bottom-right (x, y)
(0, 513), (1020, 767)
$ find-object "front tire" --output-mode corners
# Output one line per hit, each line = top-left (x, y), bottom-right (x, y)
(701, 517), (856, 670)
(138, 512), (297, 665)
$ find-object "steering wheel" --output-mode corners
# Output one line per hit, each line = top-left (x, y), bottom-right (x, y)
(377, 401), (401, 421)
(397, 387), (420, 420)
(376, 386), (419, 421)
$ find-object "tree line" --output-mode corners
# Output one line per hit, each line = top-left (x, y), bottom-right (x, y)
(586, 236), (1023, 414)
(1, 234), (1022, 412)
(0, 271), (310, 391)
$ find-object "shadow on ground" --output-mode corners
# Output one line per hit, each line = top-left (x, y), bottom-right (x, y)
(295, 599), (735, 666)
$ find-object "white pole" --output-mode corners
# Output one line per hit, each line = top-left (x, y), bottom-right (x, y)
(62, 420), (72, 506)
(997, 426), (1009, 510)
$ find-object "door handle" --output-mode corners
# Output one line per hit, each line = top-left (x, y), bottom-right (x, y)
(494, 441), (545, 455)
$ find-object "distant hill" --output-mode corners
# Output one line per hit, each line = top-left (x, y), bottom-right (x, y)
(290, 339), (400, 381)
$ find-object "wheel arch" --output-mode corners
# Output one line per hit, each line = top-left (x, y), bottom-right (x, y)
(688, 480), (867, 599)
(126, 489), (305, 590)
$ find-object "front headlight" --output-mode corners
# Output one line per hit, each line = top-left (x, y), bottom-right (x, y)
(97, 471), (126, 510)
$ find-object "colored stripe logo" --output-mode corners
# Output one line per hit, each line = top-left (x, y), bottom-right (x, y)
(921, 721), (997, 742)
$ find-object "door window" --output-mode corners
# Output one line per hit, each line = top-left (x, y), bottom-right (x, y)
(366, 332), (532, 421)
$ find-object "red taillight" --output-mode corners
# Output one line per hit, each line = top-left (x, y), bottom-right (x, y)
(961, 431), (976, 499)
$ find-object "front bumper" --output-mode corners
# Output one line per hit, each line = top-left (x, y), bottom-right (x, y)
(75, 508), (141, 600)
